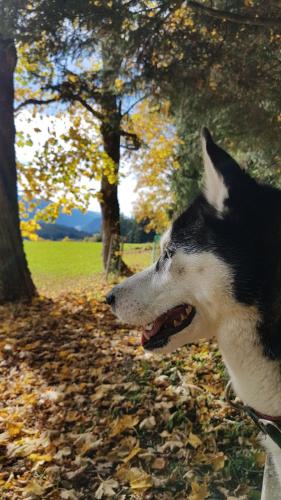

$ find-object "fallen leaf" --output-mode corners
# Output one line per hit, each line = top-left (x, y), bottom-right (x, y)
(139, 416), (156, 430)
(95, 478), (119, 498)
(24, 479), (45, 496)
(255, 450), (266, 467)
(91, 384), (117, 402)
(115, 463), (153, 493)
(189, 481), (209, 500)
(7, 422), (23, 437)
(29, 453), (53, 463)
(110, 414), (139, 437)
(211, 452), (225, 471)
(188, 432), (202, 449)
(122, 446), (142, 464)
(60, 489), (79, 500)
(151, 457), (166, 470)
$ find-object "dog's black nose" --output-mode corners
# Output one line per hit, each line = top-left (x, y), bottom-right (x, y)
(106, 293), (115, 306)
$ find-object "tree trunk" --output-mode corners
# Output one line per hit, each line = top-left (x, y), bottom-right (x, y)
(0, 38), (36, 303)
(100, 99), (130, 275)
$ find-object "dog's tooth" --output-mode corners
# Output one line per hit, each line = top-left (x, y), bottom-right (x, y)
(146, 324), (153, 331)
(185, 306), (191, 314)
(143, 331), (150, 340)
(180, 314), (186, 321)
(174, 319), (181, 327)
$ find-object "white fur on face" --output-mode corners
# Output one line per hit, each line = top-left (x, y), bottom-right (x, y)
(160, 228), (171, 253)
(201, 133), (228, 213)
(113, 248), (236, 353)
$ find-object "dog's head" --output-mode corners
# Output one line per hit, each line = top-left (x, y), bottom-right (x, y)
(107, 128), (281, 358)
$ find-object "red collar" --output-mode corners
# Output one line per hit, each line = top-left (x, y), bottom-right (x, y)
(252, 409), (281, 423)
(225, 381), (281, 423)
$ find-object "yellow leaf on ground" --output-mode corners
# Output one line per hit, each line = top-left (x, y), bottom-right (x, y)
(91, 384), (116, 402)
(22, 393), (37, 405)
(189, 481), (209, 500)
(24, 479), (45, 496)
(122, 446), (142, 464)
(110, 415), (139, 437)
(255, 451), (266, 467)
(211, 452), (225, 471)
(127, 336), (137, 345)
(127, 467), (153, 491)
(115, 466), (153, 492)
(188, 432), (202, 449)
(7, 422), (23, 437)
(29, 453), (53, 463)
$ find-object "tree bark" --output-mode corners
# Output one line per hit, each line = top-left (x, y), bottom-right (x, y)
(100, 97), (130, 275)
(0, 38), (36, 303)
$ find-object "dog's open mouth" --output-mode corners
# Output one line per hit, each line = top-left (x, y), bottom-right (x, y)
(142, 304), (196, 350)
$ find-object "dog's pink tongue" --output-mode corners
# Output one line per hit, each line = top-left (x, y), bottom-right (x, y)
(141, 306), (185, 346)
(141, 333), (147, 346)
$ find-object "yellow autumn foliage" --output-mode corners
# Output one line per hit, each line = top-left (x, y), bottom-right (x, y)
(17, 105), (116, 237)
(129, 99), (182, 233)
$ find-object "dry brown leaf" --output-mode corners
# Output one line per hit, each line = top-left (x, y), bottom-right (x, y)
(91, 384), (117, 402)
(158, 439), (184, 452)
(95, 479), (119, 498)
(122, 446), (142, 464)
(7, 435), (50, 458)
(139, 416), (156, 430)
(151, 457), (166, 470)
(60, 489), (79, 500)
(24, 479), (45, 496)
(115, 464), (153, 493)
(110, 414), (139, 437)
(74, 433), (102, 455)
(54, 446), (72, 460)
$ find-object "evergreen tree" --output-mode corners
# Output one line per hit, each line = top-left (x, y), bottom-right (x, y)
(136, 1), (281, 210)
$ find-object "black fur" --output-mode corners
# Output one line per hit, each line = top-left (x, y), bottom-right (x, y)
(170, 130), (281, 360)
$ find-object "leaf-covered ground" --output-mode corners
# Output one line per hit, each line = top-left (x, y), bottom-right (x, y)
(0, 293), (264, 499)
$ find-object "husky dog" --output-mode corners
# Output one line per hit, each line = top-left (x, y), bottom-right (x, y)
(106, 128), (281, 482)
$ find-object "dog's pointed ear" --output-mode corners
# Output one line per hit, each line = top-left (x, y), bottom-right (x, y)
(201, 127), (242, 214)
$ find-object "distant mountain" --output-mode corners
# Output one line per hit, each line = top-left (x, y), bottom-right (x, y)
(19, 196), (156, 243)
(19, 196), (102, 237)
(38, 222), (91, 241)
(55, 209), (101, 233)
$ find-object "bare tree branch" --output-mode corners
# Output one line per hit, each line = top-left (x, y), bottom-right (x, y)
(122, 94), (149, 117)
(14, 97), (60, 113)
(72, 95), (105, 121)
(188, 1), (281, 28)
(120, 129), (141, 150)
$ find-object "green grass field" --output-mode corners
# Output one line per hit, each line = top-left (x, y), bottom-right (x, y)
(24, 241), (153, 296)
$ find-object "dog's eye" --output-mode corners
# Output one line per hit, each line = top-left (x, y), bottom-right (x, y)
(155, 248), (174, 271)
(163, 248), (174, 260)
